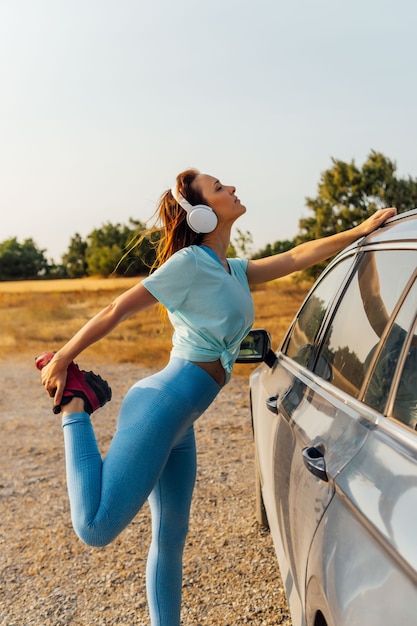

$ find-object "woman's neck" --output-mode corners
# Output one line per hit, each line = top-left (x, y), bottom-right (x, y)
(200, 232), (230, 264)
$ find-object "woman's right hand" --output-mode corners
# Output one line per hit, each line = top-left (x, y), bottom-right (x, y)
(40, 354), (69, 408)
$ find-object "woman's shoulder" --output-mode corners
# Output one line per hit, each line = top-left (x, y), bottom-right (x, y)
(227, 255), (247, 265)
(227, 256), (249, 272)
(160, 245), (199, 267)
(142, 246), (198, 306)
(146, 246), (199, 281)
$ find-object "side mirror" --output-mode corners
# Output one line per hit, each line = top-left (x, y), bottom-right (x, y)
(236, 329), (277, 368)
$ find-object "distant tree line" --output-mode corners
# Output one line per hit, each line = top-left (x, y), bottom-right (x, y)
(2, 151), (417, 281)
(0, 219), (155, 281)
(0, 237), (50, 280)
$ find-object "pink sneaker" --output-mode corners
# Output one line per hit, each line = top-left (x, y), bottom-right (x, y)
(35, 352), (112, 414)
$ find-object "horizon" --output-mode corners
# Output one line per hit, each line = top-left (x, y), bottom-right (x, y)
(2, 0), (417, 263)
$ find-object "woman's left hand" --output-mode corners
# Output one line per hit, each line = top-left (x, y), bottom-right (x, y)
(356, 207), (397, 237)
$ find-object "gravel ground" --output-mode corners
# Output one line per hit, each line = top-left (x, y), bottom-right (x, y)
(0, 355), (291, 625)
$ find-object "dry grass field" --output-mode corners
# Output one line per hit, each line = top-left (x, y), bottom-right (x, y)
(0, 275), (311, 371)
(0, 275), (311, 624)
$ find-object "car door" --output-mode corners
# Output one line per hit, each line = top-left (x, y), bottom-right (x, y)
(259, 249), (417, 624)
(251, 256), (355, 623)
(305, 268), (417, 626)
(270, 357), (372, 625)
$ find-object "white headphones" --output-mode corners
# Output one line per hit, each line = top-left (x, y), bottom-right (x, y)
(171, 185), (218, 233)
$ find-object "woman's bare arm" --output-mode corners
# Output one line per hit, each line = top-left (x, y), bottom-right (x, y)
(246, 208), (396, 285)
(41, 282), (157, 404)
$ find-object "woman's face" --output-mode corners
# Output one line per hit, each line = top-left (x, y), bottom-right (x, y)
(193, 174), (246, 224)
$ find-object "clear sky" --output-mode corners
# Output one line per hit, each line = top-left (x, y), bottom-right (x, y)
(1, 0), (417, 263)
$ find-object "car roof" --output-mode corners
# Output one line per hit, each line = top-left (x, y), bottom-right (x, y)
(362, 208), (417, 245)
(331, 209), (417, 262)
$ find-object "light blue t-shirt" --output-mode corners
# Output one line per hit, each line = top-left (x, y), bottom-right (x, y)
(142, 245), (254, 381)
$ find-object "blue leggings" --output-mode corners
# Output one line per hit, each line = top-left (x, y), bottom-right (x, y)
(61, 357), (221, 625)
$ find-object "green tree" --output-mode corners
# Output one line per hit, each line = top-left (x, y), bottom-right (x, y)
(252, 238), (295, 259)
(120, 225), (159, 275)
(62, 233), (88, 278)
(85, 219), (154, 277)
(297, 151), (417, 279)
(0, 237), (49, 280)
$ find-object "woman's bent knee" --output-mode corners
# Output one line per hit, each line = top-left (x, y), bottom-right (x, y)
(72, 517), (119, 548)
(75, 526), (116, 548)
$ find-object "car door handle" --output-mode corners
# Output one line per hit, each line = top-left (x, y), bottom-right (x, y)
(266, 395), (278, 414)
(302, 447), (328, 482)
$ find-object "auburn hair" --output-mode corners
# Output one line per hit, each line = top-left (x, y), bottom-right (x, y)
(151, 168), (207, 268)
(118, 169), (207, 275)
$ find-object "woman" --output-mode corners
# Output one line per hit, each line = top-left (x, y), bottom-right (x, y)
(37, 168), (396, 625)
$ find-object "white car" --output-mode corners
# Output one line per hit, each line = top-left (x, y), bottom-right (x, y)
(238, 209), (417, 626)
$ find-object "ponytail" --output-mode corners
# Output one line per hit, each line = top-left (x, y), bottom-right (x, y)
(118, 168), (206, 274)
(152, 168), (206, 269)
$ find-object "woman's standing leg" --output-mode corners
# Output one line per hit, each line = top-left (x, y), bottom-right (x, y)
(146, 425), (196, 626)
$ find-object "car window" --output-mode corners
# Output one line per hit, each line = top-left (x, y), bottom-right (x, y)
(364, 277), (417, 428)
(392, 318), (417, 429)
(364, 282), (417, 420)
(284, 257), (352, 368)
(315, 250), (417, 398)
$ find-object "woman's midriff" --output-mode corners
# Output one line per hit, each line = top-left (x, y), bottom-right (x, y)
(192, 359), (226, 387)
